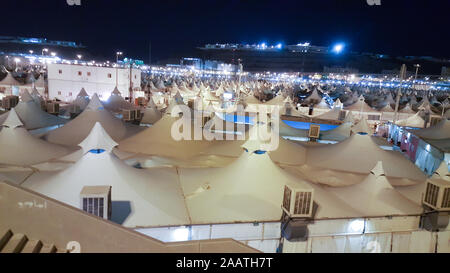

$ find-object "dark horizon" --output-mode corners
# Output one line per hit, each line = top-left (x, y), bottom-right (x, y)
(2, 0), (450, 62)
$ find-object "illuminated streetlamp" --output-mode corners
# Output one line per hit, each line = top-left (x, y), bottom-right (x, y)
(51, 52), (57, 57)
(414, 64), (420, 81)
(42, 48), (48, 56)
(77, 54), (82, 60)
(29, 50), (34, 54)
(115, 51), (123, 87)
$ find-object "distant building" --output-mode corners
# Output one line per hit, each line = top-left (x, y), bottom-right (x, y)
(47, 63), (141, 101)
(196, 43), (450, 74)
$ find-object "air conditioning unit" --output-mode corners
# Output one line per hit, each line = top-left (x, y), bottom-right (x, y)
(282, 185), (314, 218)
(122, 109), (136, 121)
(80, 185), (112, 220)
(339, 110), (346, 121)
(46, 102), (59, 114)
(135, 109), (141, 120)
(308, 124), (320, 139)
(423, 180), (450, 211)
(2, 95), (19, 110)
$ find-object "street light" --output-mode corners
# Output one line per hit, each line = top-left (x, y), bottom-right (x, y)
(77, 54), (82, 59)
(50, 52), (56, 57)
(29, 50), (33, 54)
(42, 48), (48, 56)
(414, 64), (420, 81)
(115, 51), (123, 87)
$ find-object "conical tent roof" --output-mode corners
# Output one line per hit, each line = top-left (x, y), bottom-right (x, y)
(45, 94), (139, 146)
(0, 109), (71, 166)
(0, 72), (22, 86)
(396, 112), (425, 128)
(264, 94), (285, 106)
(118, 114), (213, 160)
(22, 123), (190, 228)
(320, 122), (352, 142)
(140, 97), (162, 124)
(104, 91), (135, 112)
(414, 119), (450, 140)
(313, 106), (341, 120)
(20, 89), (34, 102)
(304, 134), (427, 184)
(111, 86), (121, 95)
(77, 88), (89, 97)
(399, 103), (416, 114)
(0, 100), (66, 130)
(351, 116), (371, 135)
(30, 87), (43, 102)
(179, 140), (359, 223)
(78, 122), (118, 153)
(344, 95), (377, 112)
(303, 88), (322, 104)
(325, 162), (422, 216)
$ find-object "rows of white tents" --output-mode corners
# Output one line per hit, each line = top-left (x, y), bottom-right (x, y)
(0, 80), (448, 253)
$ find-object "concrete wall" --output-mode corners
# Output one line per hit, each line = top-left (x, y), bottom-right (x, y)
(47, 63), (141, 101)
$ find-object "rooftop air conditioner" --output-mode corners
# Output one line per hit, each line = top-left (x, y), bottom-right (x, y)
(423, 180), (450, 212)
(122, 109), (136, 121)
(80, 186), (112, 220)
(46, 102), (59, 114)
(282, 185), (314, 218)
(308, 124), (320, 139)
(2, 96), (19, 110)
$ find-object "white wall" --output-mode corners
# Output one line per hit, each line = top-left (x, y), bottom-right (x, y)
(135, 217), (450, 253)
(47, 63), (141, 101)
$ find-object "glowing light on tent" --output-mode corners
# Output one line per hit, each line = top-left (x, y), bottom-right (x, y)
(172, 227), (189, 241)
(349, 219), (365, 233)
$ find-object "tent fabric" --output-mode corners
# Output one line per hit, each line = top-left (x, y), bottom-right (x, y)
(396, 112), (425, 128)
(325, 162), (422, 217)
(78, 122), (118, 153)
(45, 94), (141, 146)
(414, 119), (450, 140)
(0, 109), (72, 166)
(21, 124), (190, 228)
(118, 114), (213, 160)
(140, 97), (162, 124)
(303, 134), (427, 186)
(178, 148), (360, 224)
(0, 100), (67, 130)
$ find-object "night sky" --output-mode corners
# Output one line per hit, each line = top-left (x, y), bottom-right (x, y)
(3, 0), (450, 62)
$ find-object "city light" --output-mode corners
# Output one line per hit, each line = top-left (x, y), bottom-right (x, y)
(276, 43), (282, 49)
(332, 43), (345, 54)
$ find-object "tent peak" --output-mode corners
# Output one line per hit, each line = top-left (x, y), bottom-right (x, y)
(78, 122), (118, 153)
(2, 108), (23, 129)
(85, 93), (104, 111)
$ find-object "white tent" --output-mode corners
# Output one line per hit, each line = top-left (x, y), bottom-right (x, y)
(104, 88), (136, 112)
(325, 161), (422, 216)
(21, 122), (190, 228)
(414, 119), (450, 140)
(178, 136), (359, 224)
(0, 99), (66, 130)
(118, 114), (213, 160)
(300, 134), (427, 186)
(140, 96), (162, 125)
(396, 112), (425, 128)
(45, 94), (142, 146)
(0, 108), (72, 166)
